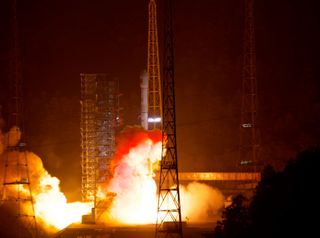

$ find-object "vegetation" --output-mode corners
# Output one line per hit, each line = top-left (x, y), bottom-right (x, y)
(213, 146), (319, 238)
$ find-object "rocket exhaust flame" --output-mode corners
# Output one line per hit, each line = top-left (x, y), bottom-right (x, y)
(34, 174), (91, 230)
(0, 126), (224, 234)
(102, 126), (224, 224)
(101, 126), (162, 224)
(0, 128), (91, 234)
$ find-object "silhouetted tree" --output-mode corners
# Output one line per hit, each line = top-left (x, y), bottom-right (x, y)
(214, 146), (320, 238)
(214, 194), (251, 238)
(251, 146), (319, 237)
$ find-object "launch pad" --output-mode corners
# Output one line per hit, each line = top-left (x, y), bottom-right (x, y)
(55, 222), (216, 238)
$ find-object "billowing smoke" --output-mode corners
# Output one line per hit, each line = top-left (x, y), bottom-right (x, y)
(1, 124), (225, 235)
(101, 126), (162, 224)
(0, 126), (91, 235)
(101, 126), (225, 224)
(180, 182), (224, 222)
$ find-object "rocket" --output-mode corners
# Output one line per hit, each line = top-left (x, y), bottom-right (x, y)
(140, 70), (154, 177)
(140, 70), (149, 130)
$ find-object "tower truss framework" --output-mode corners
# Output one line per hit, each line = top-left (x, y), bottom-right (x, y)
(155, 0), (183, 238)
(147, 0), (162, 130)
(239, 0), (260, 172)
(1, 1), (38, 237)
(1, 145), (38, 238)
(80, 73), (120, 206)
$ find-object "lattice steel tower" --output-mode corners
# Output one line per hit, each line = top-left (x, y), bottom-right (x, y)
(155, 0), (183, 238)
(1, 0), (38, 237)
(239, 0), (260, 172)
(147, 0), (162, 130)
(80, 74), (120, 207)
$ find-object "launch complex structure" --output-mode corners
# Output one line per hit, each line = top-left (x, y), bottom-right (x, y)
(78, 1), (260, 238)
(1, 0), (261, 237)
(142, 0), (261, 197)
(0, 1), (38, 238)
(80, 73), (121, 207)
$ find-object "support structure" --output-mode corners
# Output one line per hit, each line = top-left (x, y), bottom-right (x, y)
(147, 0), (162, 130)
(239, 0), (260, 172)
(0, 1), (38, 237)
(80, 74), (120, 207)
(155, 0), (183, 238)
(2, 145), (38, 238)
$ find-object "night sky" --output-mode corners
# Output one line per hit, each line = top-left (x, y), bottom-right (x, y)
(1, 0), (320, 201)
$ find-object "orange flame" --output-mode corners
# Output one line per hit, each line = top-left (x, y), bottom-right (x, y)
(0, 150), (91, 233)
(102, 126), (224, 224)
(1, 126), (225, 233)
(34, 174), (91, 230)
(104, 126), (162, 224)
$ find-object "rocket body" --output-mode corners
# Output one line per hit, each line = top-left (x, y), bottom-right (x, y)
(140, 71), (148, 130)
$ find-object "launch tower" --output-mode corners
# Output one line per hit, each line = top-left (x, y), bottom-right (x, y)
(155, 0), (183, 237)
(0, 1), (38, 237)
(80, 74), (120, 207)
(147, 0), (162, 130)
(239, 0), (260, 172)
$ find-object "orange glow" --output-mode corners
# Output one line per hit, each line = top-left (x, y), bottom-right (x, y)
(0, 150), (91, 233)
(104, 127), (162, 224)
(1, 126), (225, 234)
(102, 126), (224, 224)
(34, 174), (91, 230)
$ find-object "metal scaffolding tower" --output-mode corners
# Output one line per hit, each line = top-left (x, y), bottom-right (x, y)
(1, 145), (38, 238)
(80, 74), (120, 207)
(147, 0), (162, 130)
(0, 1), (38, 237)
(155, 0), (183, 237)
(239, 0), (260, 172)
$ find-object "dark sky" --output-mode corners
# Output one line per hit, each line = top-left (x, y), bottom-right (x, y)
(1, 0), (320, 201)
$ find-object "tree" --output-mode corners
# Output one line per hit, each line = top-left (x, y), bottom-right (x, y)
(214, 146), (320, 238)
(214, 194), (251, 238)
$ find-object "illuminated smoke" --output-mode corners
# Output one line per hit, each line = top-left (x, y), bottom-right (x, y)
(180, 182), (224, 222)
(0, 127), (91, 234)
(102, 126), (225, 224)
(103, 126), (162, 224)
(34, 171), (91, 231)
(1, 125), (225, 233)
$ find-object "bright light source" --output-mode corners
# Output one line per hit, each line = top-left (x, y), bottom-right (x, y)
(242, 123), (252, 128)
(240, 160), (252, 165)
(148, 117), (161, 123)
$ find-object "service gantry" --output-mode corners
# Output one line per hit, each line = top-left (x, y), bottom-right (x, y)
(0, 0), (38, 237)
(239, 0), (261, 172)
(155, 0), (183, 238)
(147, 0), (162, 130)
(80, 74), (120, 207)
